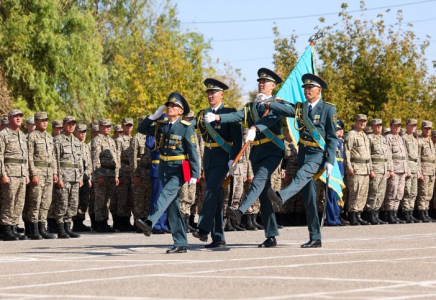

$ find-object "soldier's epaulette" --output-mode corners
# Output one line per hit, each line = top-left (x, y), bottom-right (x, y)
(157, 120), (168, 124)
(324, 101), (336, 106)
(180, 120), (191, 126)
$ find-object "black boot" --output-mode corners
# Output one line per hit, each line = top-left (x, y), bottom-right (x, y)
(57, 222), (70, 239)
(376, 210), (387, 224)
(403, 211), (413, 224)
(252, 214), (264, 230)
(112, 215), (120, 231)
(242, 214), (257, 231)
(117, 216), (134, 232)
(1, 225), (18, 241)
(183, 215), (191, 233)
(356, 212), (370, 225)
(73, 219), (91, 232)
(47, 218), (58, 234)
(90, 214), (97, 231)
(189, 214), (197, 229)
(224, 218), (236, 232)
(233, 223), (246, 231)
(409, 211), (422, 223)
(38, 222), (56, 239)
(393, 211), (406, 224)
(418, 210), (430, 222)
(386, 211), (399, 224)
(367, 210), (379, 225)
(96, 220), (115, 233)
(30, 222), (43, 240)
(348, 212), (359, 226)
(12, 225), (28, 240)
(185, 214), (197, 233)
(64, 222), (80, 238)
(425, 210), (436, 222)
(24, 221), (32, 238)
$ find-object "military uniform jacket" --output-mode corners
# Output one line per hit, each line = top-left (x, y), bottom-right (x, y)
(266, 100), (337, 166)
(91, 134), (120, 178)
(28, 130), (57, 178)
(385, 134), (409, 174)
(345, 130), (371, 175)
(0, 126), (29, 178)
(80, 142), (92, 180)
(367, 134), (391, 174)
(129, 132), (150, 178)
(195, 104), (242, 170)
(54, 133), (83, 183)
(418, 136), (435, 176)
(403, 134), (420, 174)
(115, 134), (132, 178)
(138, 117), (199, 181)
(219, 102), (284, 163)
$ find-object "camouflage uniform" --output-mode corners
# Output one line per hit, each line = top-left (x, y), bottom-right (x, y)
(130, 130), (151, 220)
(0, 112), (29, 229)
(282, 141), (305, 215)
(384, 122), (409, 215)
(402, 120), (420, 216)
(179, 134), (200, 216)
(87, 124), (99, 220)
(54, 124), (83, 224)
(417, 122), (436, 220)
(91, 119), (120, 225)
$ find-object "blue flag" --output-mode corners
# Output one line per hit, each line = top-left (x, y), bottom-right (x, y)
(276, 45), (345, 201)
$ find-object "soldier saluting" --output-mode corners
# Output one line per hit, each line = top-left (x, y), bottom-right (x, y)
(136, 92), (199, 254)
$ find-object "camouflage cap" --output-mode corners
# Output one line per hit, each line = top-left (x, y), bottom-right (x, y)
(25, 117), (35, 125)
(99, 118), (111, 126)
(113, 124), (123, 132)
(75, 124), (87, 132)
(1, 116), (8, 125)
(406, 118), (417, 125)
(138, 116), (146, 123)
(400, 128), (407, 136)
(52, 120), (63, 128)
(122, 118), (133, 125)
(432, 130), (436, 137)
(383, 127), (391, 134)
(421, 120), (432, 128)
(370, 118), (383, 126)
(91, 124), (99, 132)
(8, 108), (23, 117)
(63, 116), (77, 123)
(390, 118), (401, 125)
(185, 110), (195, 118)
(416, 129), (422, 136)
(355, 114), (367, 121)
(364, 126), (373, 133)
(34, 112), (48, 120)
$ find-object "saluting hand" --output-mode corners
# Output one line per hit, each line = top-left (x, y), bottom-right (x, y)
(149, 105), (166, 120)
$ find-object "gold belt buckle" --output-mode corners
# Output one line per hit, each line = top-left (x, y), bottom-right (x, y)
(303, 140), (308, 147)
(163, 156), (168, 161)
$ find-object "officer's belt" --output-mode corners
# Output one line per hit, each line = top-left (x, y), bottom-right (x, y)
(408, 158), (418, 162)
(371, 158), (387, 163)
(351, 158), (370, 163)
(298, 138), (320, 148)
(101, 165), (116, 170)
(152, 160), (160, 164)
(60, 162), (79, 168)
(33, 161), (53, 168)
(121, 159), (130, 165)
(336, 158), (344, 162)
(252, 135), (284, 146)
(392, 155), (406, 161)
(159, 154), (188, 161)
(421, 159), (435, 163)
(204, 141), (233, 149)
(4, 158), (27, 164)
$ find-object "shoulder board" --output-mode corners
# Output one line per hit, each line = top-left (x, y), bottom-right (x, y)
(324, 101), (336, 106)
(181, 120), (191, 126)
(157, 120), (168, 124)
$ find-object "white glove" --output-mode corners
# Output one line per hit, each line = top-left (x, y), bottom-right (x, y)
(245, 129), (256, 143)
(204, 112), (216, 123)
(255, 93), (268, 103)
(228, 160), (234, 176)
(189, 178), (197, 185)
(149, 105), (166, 120)
(324, 162), (333, 178)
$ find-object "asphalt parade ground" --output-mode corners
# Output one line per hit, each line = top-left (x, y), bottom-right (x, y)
(1, 222), (436, 300)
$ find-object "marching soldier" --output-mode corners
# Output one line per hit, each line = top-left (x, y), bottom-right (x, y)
(204, 69), (284, 248)
(384, 119), (409, 224)
(27, 112), (58, 239)
(364, 118), (390, 225)
(192, 78), (242, 248)
(113, 118), (134, 231)
(0, 109), (29, 241)
(416, 121), (436, 222)
(136, 92), (199, 254)
(91, 118), (120, 232)
(53, 116), (83, 238)
(72, 124), (93, 232)
(402, 119), (422, 223)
